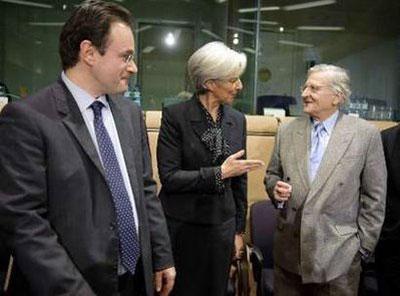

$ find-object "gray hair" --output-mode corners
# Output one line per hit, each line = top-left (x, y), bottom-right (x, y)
(308, 64), (351, 102)
(187, 41), (247, 91)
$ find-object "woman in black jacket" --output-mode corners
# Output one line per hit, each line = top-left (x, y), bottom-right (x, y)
(157, 41), (263, 296)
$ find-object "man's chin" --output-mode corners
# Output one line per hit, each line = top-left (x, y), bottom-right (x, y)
(303, 107), (313, 116)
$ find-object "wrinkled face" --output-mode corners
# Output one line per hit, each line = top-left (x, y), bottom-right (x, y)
(91, 22), (137, 95)
(302, 71), (342, 120)
(206, 77), (243, 105)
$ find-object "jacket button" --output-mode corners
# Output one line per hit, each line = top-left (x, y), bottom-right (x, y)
(109, 223), (116, 230)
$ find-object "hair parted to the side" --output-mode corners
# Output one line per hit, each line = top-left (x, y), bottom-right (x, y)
(308, 64), (351, 103)
(59, 0), (133, 70)
(187, 41), (247, 93)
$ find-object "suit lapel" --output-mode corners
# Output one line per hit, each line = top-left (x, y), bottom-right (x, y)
(188, 97), (208, 141)
(293, 117), (311, 191)
(221, 105), (234, 148)
(308, 114), (354, 197)
(107, 96), (141, 201)
(55, 79), (105, 179)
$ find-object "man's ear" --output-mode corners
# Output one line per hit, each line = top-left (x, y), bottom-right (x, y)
(332, 93), (343, 106)
(79, 40), (96, 66)
(203, 80), (214, 91)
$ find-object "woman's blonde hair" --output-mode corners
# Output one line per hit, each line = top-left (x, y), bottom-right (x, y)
(188, 41), (247, 92)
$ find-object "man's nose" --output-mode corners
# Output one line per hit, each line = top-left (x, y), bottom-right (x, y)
(235, 78), (243, 90)
(127, 60), (138, 74)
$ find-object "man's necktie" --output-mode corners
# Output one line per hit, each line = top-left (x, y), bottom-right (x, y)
(309, 122), (326, 182)
(91, 101), (140, 275)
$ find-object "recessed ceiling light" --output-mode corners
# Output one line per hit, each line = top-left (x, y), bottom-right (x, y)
(242, 47), (256, 55)
(282, 0), (336, 11)
(0, 0), (53, 8)
(135, 25), (153, 33)
(238, 6), (280, 13)
(239, 19), (279, 26)
(278, 40), (314, 47)
(28, 22), (65, 26)
(164, 32), (176, 47)
(227, 26), (254, 36)
(297, 26), (345, 31)
(142, 46), (155, 54)
(200, 29), (222, 40)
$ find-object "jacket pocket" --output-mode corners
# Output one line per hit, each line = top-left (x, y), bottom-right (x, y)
(334, 224), (358, 236)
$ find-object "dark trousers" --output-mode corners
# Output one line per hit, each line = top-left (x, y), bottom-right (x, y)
(274, 252), (361, 296)
(118, 260), (146, 296)
(375, 240), (400, 296)
(167, 217), (236, 296)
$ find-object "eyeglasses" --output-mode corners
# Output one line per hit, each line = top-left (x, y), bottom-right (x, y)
(301, 84), (329, 93)
(122, 53), (135, 64)
(217, 77), (241, 84)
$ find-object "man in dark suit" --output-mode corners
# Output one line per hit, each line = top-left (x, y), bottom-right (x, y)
(376, 124), (400, 295)
(0, 1), (175, 295)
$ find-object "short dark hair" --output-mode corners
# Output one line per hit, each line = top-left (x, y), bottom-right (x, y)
(59, 0), (133, 70)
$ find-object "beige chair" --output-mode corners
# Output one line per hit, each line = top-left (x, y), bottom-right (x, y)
(145, 110), (162, 192)
(276, 116), (296, 126)
(245, 115), (279, 207)
(368, 120), (398, 131)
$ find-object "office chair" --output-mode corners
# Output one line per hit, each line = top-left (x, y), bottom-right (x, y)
(256, 95), (296, 116)
(249, 200), (278, 296)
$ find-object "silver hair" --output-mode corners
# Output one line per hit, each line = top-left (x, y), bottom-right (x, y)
(187, 41), (247, 91)
(308, 64), (351, 102)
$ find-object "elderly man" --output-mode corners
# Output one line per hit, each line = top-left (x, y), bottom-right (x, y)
(265, 64), (386, 295)
(0, 1), (175, 295)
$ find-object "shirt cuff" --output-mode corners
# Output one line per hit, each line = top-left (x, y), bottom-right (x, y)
(215, 167), (225, 193)
(359, 248), (371, 261)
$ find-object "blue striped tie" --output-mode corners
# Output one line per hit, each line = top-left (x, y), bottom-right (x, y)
(91, 101), (140, 275)
(309, 122), (326, 182)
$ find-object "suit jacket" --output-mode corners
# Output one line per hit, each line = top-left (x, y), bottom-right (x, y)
(0, 79), (173, 295)
(157, 97), (247, 232)
(380, 124), (400, 241)
(265, 113), (386, 283)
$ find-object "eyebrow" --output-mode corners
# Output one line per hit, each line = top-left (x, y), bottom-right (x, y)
(122, 49), (135, 55)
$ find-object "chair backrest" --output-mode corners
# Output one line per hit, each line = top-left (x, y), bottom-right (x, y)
(250, 200), (277, 269)
(145, 110), (162, 192)
(256, 95), (296, 116)
(245, 115), (278, 206)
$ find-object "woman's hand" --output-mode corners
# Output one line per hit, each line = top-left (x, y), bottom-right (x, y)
(221, 150), (264, 179)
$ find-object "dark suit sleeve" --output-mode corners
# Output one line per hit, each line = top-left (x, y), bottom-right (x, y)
(231, 115), (247, 233)
(138, 109), (174, 270)
(0, 104), (95, 295)
(157, 107), (220, 194)
(379, 126), (400, 240)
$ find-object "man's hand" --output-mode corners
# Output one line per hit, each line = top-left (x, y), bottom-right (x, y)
(154, 267), (176, 296)
(233, 234), (245, 260)
(221, 150), (264, 179)
(273, 181), (292, 202)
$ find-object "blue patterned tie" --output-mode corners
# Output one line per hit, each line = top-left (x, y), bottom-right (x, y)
(91, 101), (140, 275)
(309, 122), (326, 182)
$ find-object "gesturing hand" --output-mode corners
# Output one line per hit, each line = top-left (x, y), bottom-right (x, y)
(221, 150), (264, 179)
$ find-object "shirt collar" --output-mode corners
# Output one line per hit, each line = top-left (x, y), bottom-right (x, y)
(311, 110), (339, 136)
(61, 71), (109, 112)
